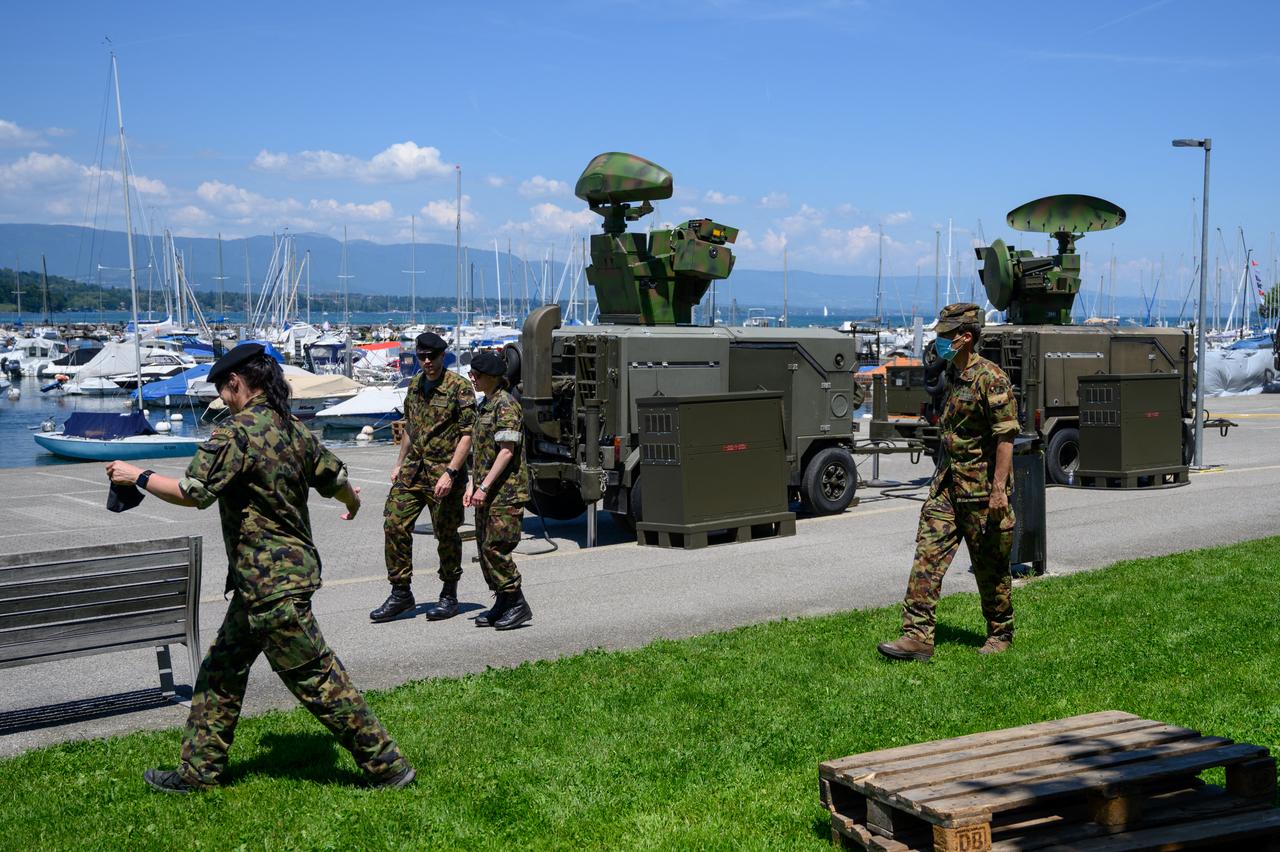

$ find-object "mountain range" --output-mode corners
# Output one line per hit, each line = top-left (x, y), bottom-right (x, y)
(0, 223), (1170, 318)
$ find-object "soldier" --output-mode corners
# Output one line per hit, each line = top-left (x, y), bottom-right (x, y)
(878, 303), (1020, 662)
(372, 331), (476, 623)
(106, 343), (414, 793)
(463, 351), (533, 630)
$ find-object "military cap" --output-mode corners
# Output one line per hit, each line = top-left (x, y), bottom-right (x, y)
(208, 342), (266, 386)
(415, 331), (448, 353)
(935, 302), (984, 334)
(469, 350), (507, 376)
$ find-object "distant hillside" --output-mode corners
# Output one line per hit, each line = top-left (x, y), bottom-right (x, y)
(0, 223), (1176, 318)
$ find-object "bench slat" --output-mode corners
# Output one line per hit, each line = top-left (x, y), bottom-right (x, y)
(0, 551), (192, 585)
(0, 623), (191, 668)
(0, 573), (188, 613)
(0, 563), (190, 603)
(0, 588), (189, 631)
(0, 606), (187, 648)
(0, 537), (194, 570)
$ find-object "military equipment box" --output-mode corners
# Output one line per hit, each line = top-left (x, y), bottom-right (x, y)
(1076, 373), (1188, 487)
(634, 391), (795, 549)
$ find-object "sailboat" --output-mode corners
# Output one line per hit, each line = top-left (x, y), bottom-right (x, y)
(35, 55), (202, 462)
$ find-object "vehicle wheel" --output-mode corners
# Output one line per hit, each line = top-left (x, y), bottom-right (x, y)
(800, 447), (857, 514)
(526, 483), (586, 520)
(1046, 427), (1080, 485)
(1182, 420), (1195, 466)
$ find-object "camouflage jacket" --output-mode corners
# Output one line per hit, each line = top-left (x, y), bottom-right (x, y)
(933, 354), (1020, 500)
(471, 387), (530, 507)
(402, 368), (476, 476)
(180, 394), (349, 605)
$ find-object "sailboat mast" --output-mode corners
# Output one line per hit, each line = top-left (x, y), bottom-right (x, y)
(410, 214), (417, 324)
(875, 224), (884, 327)
(111, 53), (144, 408)
(40, 255), (50, 324)
(454, 165), (462, 350)
(782, 243), (789, 327)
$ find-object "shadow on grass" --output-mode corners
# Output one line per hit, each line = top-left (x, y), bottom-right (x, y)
(935, 623), (985, 649)
(225, 732), (364, 787)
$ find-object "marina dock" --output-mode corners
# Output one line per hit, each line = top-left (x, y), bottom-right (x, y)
(2, 394), (1278, 758)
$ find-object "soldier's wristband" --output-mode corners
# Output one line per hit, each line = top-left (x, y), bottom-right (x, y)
(445, 467), (460, 479)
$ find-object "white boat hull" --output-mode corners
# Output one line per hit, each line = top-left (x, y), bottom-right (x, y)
(34, 433), (202, 461)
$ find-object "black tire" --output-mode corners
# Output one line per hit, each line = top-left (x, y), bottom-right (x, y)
(1182, 420), (1195, 466)
(526, 483), (587, 520)
(501, 342), (522, 388)
(800, 447), (857, 514)
(1046, 427), (1080, 485)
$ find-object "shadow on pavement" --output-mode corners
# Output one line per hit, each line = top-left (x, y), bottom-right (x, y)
(0, 686), (192, 735)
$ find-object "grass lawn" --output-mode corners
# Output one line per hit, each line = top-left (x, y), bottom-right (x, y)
(2, 537), (1278, 850)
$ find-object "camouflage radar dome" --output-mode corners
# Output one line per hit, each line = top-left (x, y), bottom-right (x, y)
(575, 153), (673, 206)
(577, 152), (737, 325)
(1006, 195), (1126, 235)
(977, 194), (1127, 325)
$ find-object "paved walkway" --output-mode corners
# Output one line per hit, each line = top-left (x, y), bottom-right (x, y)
(2, 394), (1276, 757)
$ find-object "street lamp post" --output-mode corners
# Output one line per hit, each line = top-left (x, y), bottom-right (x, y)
(1172, 137), (1211, 468)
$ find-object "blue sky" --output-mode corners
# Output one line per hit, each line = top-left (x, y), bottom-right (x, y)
(1, 0), (1276, 300)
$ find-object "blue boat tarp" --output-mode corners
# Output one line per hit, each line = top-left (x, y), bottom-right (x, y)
(63, 411), (156, 439)
(240, 340), (286, 363)
(134, 364), (213, 402)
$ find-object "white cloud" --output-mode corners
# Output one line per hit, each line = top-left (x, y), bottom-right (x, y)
(420, 195), (475, 228)
(486, 174), (508, 188)
(195, 180), (394, 234)
(703, 190), (742, 205)
(518, 175), (570, 198)
(252, 141), (452, 183)
(0, 152), (166, 198)
(776, 203), (823, 233)
(171, 205), (214, 228)
(758, 191), (790, 209)
(0, 119), (48, 148)
(835, 202), (859, 216)
(761, 229), (788, 254)
(677, 206), (700, 217)
(817, 225), (903, 263)
(309, 198), (394, 221)
(884, 210), (912, 225)
(497, 202), (596, 239)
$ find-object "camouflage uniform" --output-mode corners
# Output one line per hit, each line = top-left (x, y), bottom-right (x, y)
(176, 394), (408, 787)
(901, 349), (1020, 644)
(383, 369), (476, 585)
(471, 387), (530, 593)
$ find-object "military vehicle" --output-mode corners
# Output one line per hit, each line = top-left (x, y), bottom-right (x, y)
(507, 153), (864, 525)
(971, 195), (1195, 484)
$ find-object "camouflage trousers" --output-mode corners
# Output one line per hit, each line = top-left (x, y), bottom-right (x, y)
(179, 593), (408, 788)
(901, 487), (1015, 645)
(383, 463), (464, 586)
(475, 503), (523, 593)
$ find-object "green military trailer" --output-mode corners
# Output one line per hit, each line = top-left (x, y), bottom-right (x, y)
(972, 195), (1195, 484)
(509, 153), (864, 528)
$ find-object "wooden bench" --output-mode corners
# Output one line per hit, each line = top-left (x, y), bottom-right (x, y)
(0, 537), (203, 703)
(820, 711), (1280, 851)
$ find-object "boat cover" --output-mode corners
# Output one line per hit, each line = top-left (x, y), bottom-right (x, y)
(134, 364), (213, 402)
(1202, 348), (1277, 396)
(62, 411), (157, 439)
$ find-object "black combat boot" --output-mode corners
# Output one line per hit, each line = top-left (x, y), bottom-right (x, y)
(423, 579), (459, 621)
(143, 768), (203, 794)
(493, 588), (532, 631)
(369, 585), (415, 622)
(473, 591), (511, 627)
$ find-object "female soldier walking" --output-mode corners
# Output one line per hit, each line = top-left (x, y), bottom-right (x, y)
(463, 351), (533, 630)
(107, 343), (414, 793)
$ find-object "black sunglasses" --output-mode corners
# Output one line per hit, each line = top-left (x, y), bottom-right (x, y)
(417, 349), (445, 360)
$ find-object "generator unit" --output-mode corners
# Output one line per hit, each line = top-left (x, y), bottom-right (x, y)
(1075, 373), (1188, 488)
(634, 391), (795, 548)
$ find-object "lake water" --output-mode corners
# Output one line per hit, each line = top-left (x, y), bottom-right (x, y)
(0, 375), (392, 469)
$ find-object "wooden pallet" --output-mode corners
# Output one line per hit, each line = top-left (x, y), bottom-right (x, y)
(1075, 467), (1189, 490)
(819, 711), (1279, 851)
(635, 514), (796, 550)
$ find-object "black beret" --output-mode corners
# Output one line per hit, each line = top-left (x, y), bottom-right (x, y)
(415, 331), (448, 352)
(469, 351), (506, 376)
(208, 342), (266, 386)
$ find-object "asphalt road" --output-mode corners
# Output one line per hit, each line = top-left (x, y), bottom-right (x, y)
(2, 395), (1276, 758)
